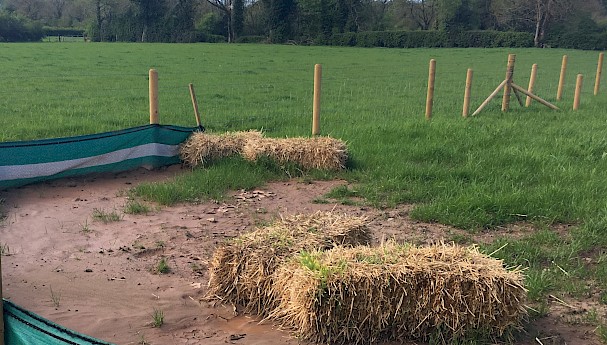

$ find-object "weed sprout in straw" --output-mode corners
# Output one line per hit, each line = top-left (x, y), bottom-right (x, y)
(268, 242), (527, 345)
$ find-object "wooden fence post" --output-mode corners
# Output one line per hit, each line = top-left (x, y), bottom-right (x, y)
(595, 52), (604, 96)
(526, 64), (538, 107)
(573, 74), (583, 111)
(188, 83), (202, 128)
(312, 64), (322, 136)
(149, 69), (159, 125)
(557, 55), (568, 101)
(502, 54), (516, 112)
(425, 59), (436, 120)
(462, 68), (473, 118)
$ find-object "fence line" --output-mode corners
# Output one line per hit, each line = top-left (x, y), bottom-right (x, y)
(1, 51), (606, 142)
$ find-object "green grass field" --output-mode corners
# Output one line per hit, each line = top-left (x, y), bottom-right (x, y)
(2, 43), (607, 342)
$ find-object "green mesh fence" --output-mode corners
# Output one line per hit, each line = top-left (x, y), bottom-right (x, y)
(0, 124), (195, 189)
(3, 299), (114, 345)
(1, 124), (196, 342)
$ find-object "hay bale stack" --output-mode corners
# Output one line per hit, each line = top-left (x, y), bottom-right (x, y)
(180, 130), (263, 167)
(269, 243), (527, 345)
(206, 211), (370, 315)
(241, 136), (348, 171)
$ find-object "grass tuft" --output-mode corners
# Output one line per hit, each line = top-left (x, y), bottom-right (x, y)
(49, 286), (61, 308)
(131, 157), (295, 205)
(0, 243), (10, 256)
(92, 208), (122, 223)
(123, 200), (152, 215)
(80, 219), (92, 234)
(150, 308), (164, 328)
(598, 324), (607, 343)
(155, 257), (170, 274)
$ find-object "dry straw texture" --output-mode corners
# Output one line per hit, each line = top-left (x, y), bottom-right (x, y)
(206, 211), (370, 315)
(179, 130), (263, 167)
(269, 243), (527, 345)
(241, 136), (348, 171)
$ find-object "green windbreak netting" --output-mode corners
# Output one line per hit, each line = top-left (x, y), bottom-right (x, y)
(3, 299), (114, 345)
(0, 124), (195, 189)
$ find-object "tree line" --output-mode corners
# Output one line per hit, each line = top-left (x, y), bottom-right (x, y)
(1, 0), (606, 48)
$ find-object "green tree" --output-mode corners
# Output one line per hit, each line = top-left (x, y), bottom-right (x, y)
(295, 0), (329, 42)
(131, 0), (166, 42)
(469, 0), (496, 29)
(196, 11), (226, 36)
(62, 0), (90, 26)
(437, 0), (473, 31)
(491, 0), (573, 47)
(48, 0), (67, 24)
(91, 0), (126, 42)
(166, 0), (197, 42)
(233, 0), (244, 39)
(4, 0), (46, 21)
(264, 0), (296, 42)
(295, 0), (367, 42)
(0, 10), (44, 41)
(206, 0), (235, 41)
(243, 0), (266, 36)
(108, 7), (139, 41)
(93, 0), (105, 41)
(405, 0), (437, 30)
(368, 0), (390, 31)
(328, 0), (370, 33)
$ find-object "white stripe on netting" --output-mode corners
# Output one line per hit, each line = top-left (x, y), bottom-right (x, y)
(0, 143), (179, 182)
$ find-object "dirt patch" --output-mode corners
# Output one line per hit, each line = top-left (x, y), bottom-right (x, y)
(0, 166), (604, 345)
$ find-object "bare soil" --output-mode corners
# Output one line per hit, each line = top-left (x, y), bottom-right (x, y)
(0, 166), (604, 345)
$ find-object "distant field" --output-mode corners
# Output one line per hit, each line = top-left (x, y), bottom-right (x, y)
(0, 43), (601, 140)
(2, 43), (607, 227)
(2, 43), (607, 341)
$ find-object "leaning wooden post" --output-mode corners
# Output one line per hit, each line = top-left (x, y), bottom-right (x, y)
(425, 59), (436, 120)
(312, 64), (322, 136)
(149, 69), (159, 125)
(526, 64), (538, 107)
(462, 68), (473, 118)
(188, 83), (202, 128)
(502, 54), (516, 112)
(594, 52), (604, 96)
(0, 253), (4, 345)
(557, 55), (568, 101)
(573, 74), (583, 111)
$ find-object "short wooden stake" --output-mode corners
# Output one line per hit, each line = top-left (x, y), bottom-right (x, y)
(557, 55), (568, 101)
(425, 59), (436, 120)
(462, 68), (473, 118)
(526, 64), (538, 107)
(513, 88), (524, 107)
(594, 52), (604, 96)
(573, 74), (583, 111)
(149, 69), (159, 125)
(0, 253), (4, 345)
(502, 54), (516, 112)
(312, 64), (322, 136)
(188, 83), (202, 128)
(472, 80), (506, 116)
(511, 84), (559, 110)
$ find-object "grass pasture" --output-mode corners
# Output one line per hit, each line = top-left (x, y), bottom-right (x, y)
(2, 43), (607, 342)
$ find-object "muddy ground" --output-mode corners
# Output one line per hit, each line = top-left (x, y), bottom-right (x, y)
(0, 166), (603, 345)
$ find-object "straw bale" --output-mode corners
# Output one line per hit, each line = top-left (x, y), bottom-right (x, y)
(269, 243), (527, 345)
(241, 136), (348, 171)
(179, 130), (263, 167)
(206, 211), (370, 315)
